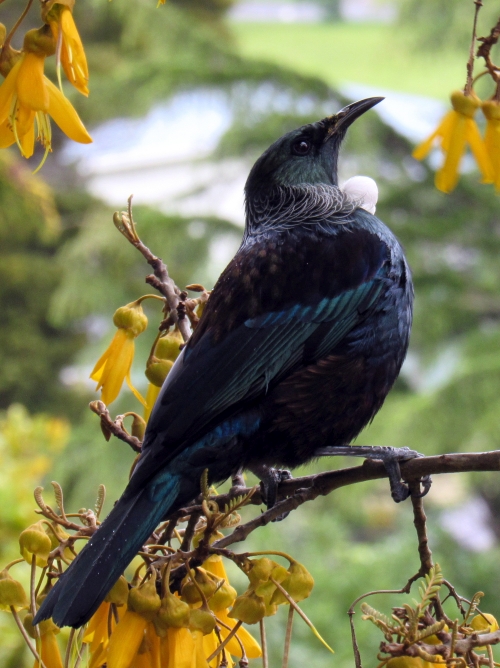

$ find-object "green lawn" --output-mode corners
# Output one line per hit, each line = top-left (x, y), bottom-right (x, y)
(231, 22), (467, 100)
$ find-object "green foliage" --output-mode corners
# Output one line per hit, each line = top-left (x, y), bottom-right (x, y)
(0, 155), (84, 414)
(396, 0), (500, 51)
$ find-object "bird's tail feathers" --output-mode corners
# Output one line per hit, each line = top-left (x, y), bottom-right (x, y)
(34, 474), (181, 628)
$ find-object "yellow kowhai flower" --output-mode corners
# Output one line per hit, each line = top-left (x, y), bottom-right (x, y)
(24, 614), (64, 668)
(0, 29), (92, 167)
(203, 557), (261, 661)
(413, 90), (494, 193)
(160, 627), (195, 668)
(46, 3), (89, 96)
(482, 99), (500, 191)
(91, 302), (148, 407)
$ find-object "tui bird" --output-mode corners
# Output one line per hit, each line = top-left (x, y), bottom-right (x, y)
(36, 97), (421, 629)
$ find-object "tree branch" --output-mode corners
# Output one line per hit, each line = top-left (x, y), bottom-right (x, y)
(213, 450), (500, 549)
(113, 196), (191, 343)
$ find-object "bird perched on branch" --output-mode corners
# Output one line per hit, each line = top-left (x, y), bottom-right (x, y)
(36, 97), (420, 629)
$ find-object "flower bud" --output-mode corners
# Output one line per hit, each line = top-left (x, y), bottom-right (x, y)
(155, 329), (183, 361)
(0, 570), (29, 611)
(247, 558), (275, 587)
(386, 658), (425, 668)
(271, 561), (314, 604)
(105, 576), (129, 606)
(113, 302), (148, 337)
(145, 358), (174, 387)
(19, 521), (52, 567)
(23, 26), (57, 57)
(181, 568), (218, 604)
(470, 613), (499, 632)
(0, 24), (6, 48)
(128, 577), (161, 621)
(482, 100), (500, 122)
(130, 414), (146, 441)
(451, 90), (480, 118)
(228, 590), (266, 625)
(254, 562), (289, 600)
(208, 580), (238, 612)
(24, 613), (59, 638)
(155, 592), (191, 634)
(189, 607), (216, 635)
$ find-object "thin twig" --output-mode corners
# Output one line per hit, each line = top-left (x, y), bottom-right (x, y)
(181, 511), (202, 552)
(409, 481), (433, 576)
(64, 628), (75, 668)
(89, 401), (142, 452)
(10, 607), (47, 668)
(30, 555), (40, 643)
(465, 0), (483, 94)
(260, 618), (268, 668)
(114, 198), (191, 342)
(2, 0), (34, 50)
(282, 607), (294, 668)
(206, 620), (243, 662)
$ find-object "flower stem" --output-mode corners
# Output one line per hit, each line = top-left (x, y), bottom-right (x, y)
(10, 606), (47, 668)
(3, 0), (34, 50)
(64, 628), (75, 668)
(282, 606), (294, 668)
(207, 620), (243, 663)
(30, 555), (40, 643)
(260, 618), (268, 668)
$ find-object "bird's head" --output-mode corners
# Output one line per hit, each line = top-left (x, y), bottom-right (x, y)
(245, 97), (383, 199)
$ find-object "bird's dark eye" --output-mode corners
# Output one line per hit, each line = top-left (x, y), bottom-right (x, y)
(292, 139), (312, 156)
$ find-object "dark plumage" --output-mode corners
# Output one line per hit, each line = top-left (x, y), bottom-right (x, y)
(35, 97), (413, 629)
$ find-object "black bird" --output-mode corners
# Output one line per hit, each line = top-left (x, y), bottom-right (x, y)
(36, 97), (418, 629)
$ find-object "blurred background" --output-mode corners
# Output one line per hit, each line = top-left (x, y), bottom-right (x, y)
(2, 0), (500, 664)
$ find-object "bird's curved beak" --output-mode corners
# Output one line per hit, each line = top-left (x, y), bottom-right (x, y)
(324, 97), (384, 140)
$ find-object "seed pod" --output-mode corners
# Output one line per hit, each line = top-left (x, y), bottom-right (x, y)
(228, 590), (266, 625)
(105, 576), (129, 606)
(19, 521), (52, 567)
(0, 570), (29, 611)
(113, 302), (148, 336)
(128, 576), (161, 621)
(189, 607), (216, 635)
(181, 568), (218, 604)
(271, 561), (314, 604)
(155, 592), (191, 634)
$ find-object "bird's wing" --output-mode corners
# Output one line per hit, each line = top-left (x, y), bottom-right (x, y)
(136, 226), (390, 482)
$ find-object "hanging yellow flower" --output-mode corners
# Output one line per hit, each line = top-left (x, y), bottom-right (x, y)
(203, 557), (262, 661)
(46, 3), (89, 96)
(413, 90), (494, 193)
(90, 302), (148, 407)
(24, 614), (64, 668)
(0, 27), (92, 166)
(482, 99), (500, 190)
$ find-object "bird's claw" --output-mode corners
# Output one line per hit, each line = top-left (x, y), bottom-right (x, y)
(249, 465), (293, 521)
(315, 444), (432, 504)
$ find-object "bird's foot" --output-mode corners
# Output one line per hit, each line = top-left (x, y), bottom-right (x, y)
(248, 464), (293, 521)
(314, 445), (432, 503)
